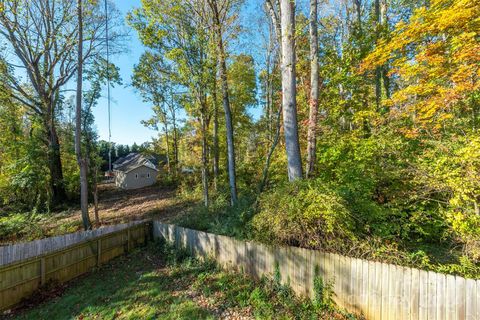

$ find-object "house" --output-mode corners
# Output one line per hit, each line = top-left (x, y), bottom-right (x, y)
(113, 153), (158, 190)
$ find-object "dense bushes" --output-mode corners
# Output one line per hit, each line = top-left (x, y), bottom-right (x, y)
(251, 180), (356, 251)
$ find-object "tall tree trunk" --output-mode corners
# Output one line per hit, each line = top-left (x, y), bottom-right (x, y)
(265, 20), (275, 143)
(354, 0), (362, 29)
(306, 0), (319, 178)
(76, 0), (91, 231)
(172, 108), (179, 176)
(374, 0), (382, 110)
(93, 165), (99, 225)
(84, 118), (98, 225)
(209, 0), (238, 205)
(212, 79), (219, 191)
(46, 120), (67, 204)
(200, 103), (209, 207)
(280, 0), (303, 181)
(163, 120), (171, 175)
(380, 0), (390, 100)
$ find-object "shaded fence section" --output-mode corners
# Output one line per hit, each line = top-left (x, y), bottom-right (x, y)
(0, 220), (151, 311)
(0, 220), (147, 266)
(153, 222), (480, 320)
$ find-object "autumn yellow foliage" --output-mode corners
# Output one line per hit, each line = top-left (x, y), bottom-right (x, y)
(362, 0), (480, 135)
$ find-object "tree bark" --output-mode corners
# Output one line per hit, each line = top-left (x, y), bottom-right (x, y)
(200, 100), (209, 207)
(76, 0), (91, 231)
(380, 0), (390, 100)
(354, 0), (362, 29)
(163, 118), (171, 175)
(306, 0), (319, 178)
(374, 0), (382, 110)
(209, 0), (238, 205)
(171, 106), (179, 176)
(46, 119), (67, 204)
(280, 0), (303, 181)
(265, 0), (281, 44)
(212, 78), (220, 191)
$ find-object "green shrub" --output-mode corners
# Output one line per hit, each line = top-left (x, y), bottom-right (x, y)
(175, 191), (255, 239)
(251, 180), (356, 251)
(0, 212), (43, 242)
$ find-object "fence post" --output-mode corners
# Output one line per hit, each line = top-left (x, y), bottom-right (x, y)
(97, 239), (102, 267)
(40, 257), (46, 285)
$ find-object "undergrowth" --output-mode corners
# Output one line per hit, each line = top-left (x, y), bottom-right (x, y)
(175, 180), (480, 279)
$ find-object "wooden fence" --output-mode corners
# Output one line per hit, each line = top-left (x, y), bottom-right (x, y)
(0, 220), (152, 311)
(153, 222), (480, 320)
(0, 220), (148, 266)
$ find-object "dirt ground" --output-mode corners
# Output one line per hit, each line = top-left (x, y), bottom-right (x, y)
(0, 183), (193, 245)
(58, 183), (191, 228)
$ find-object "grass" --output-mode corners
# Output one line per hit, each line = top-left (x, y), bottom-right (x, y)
(8, 241), (358, 320)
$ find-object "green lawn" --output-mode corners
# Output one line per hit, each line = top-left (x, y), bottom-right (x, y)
(9, 241), (358, 320)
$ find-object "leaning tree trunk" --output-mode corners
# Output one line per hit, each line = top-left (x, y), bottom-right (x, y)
(306, 0), (319, 178)
(280, 0), (303, 181)
(209, 0), (238, 205)
(76, 0), (91, 231)
(259, 105), (282, 193)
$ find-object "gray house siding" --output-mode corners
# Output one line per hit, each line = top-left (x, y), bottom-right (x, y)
(115, 165), (158, 190)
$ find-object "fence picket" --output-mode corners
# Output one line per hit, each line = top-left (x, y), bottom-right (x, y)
(437, 273), (446, 320)
(381, 262), (390, 320)
(361, 260), (369, 318)
(476, 280), (480, 320)
(465, 279), (476, 320)
(401, 267), (411, 320)
(446, 274), (456, 320)
(411, 268), (420, 320)
(455, 276), (466, 320)
(427, 271), (437, 319)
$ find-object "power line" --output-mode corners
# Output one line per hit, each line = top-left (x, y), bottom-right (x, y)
(104, 0), (112, 173)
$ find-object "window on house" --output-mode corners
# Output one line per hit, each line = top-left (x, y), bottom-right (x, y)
(135, 173), (138, 179)
(147, 173), (150, 178)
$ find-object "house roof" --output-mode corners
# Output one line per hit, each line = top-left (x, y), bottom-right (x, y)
(113, 153), (137, 168)
(113, 153), (158, 173)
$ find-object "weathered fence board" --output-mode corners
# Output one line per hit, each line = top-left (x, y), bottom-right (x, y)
(0, 221), (151, 311)
(153, 221), (480, 320)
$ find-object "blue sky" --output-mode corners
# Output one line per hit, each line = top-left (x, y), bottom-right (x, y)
(90, 0), (157, 146)
(89, 0), (266, 146)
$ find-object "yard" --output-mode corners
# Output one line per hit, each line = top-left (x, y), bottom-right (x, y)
(6, 241), (357, 320)
(0, 184), (190, 245)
